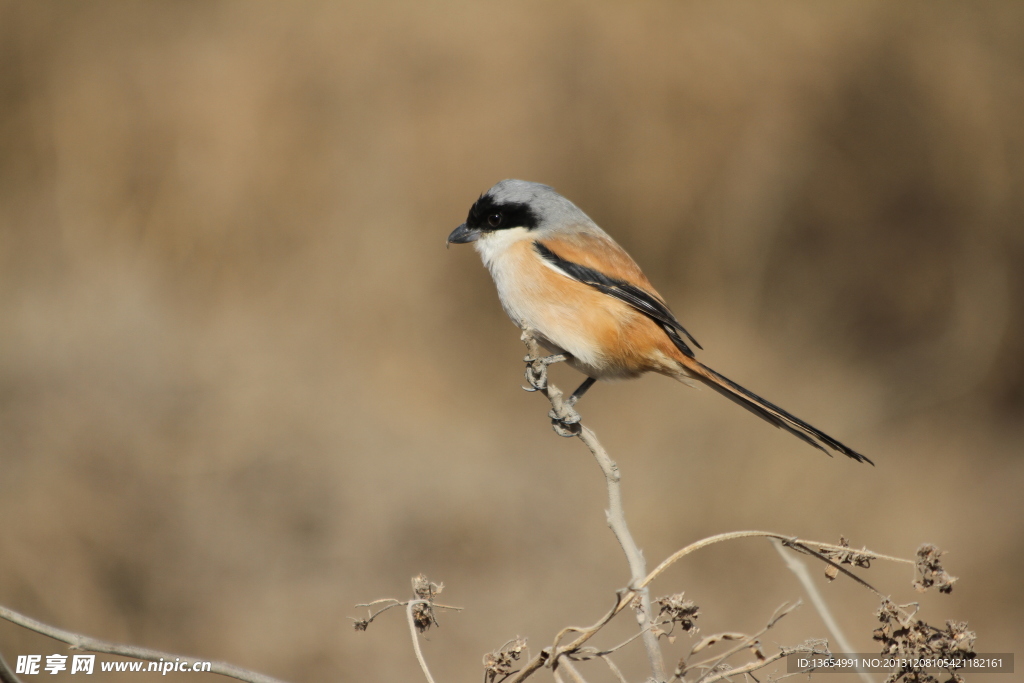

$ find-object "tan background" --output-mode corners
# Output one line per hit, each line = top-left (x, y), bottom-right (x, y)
(1, 1), (1022, 681)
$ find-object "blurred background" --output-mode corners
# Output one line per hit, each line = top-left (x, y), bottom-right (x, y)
(1, 1), (1022, 681)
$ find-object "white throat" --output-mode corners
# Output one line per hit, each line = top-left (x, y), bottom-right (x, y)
(473, 227), (533, 270)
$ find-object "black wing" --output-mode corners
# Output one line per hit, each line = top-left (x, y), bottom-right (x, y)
(533, 241), (702, 358)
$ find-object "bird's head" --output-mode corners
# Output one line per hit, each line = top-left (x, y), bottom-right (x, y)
(447, 179), (592, 248)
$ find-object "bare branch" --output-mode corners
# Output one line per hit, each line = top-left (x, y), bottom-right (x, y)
(602, 656), (628, 683)
(0, 652), (23, 683)
(771, 539), (875, 683)
(672, 603), (815, 683)
(688, 602), (799, 682)
(353, 599), (406, 629)
(0, 604), (286, 683)
(521, 329), (666, 681)
(640, 531), (891, 596)
(694, 648), (788, 683)
(354, 575), (462, 682)
(594, 624), (652, 656)
(508, 648), (549, 683)
(558, 658), (589, 683)
(510, 527), (912, 683)
(407, 600), (438, 683)
(511, 330), (933, 683)
(811, 541), (913, 567)
(689, 632), (751, 657)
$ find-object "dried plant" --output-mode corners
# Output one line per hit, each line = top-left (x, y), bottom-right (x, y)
(0, 332), (977, 683)
(350, 330), (977, 683)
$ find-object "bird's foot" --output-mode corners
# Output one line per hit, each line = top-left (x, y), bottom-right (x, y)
(522, 353), (568, 392)
(548, 405), (582, 437)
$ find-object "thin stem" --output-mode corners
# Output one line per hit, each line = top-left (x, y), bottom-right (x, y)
(693, 603), (796, 682)
(602, 656), (628, 683)
(559, 659), (589, 683)
(0, 605), (285, 683)
(579, 424), (666, 681)
(512, 336), (917, 683)
(0, 652), (23, 683)
(406, 600), (437, 683)
(695, 648), (790, 683)
(521, 331), (666, 682)
(771, 540), (875, 683)
(640, 531), (889, 595)
(510, 530), (911, 682)
(681, 602), (798, 683)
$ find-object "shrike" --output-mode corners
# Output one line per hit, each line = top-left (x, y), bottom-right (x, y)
(448, 179), (870, 464)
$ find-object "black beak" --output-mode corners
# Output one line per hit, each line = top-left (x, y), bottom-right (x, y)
(446, 223), (480, 248)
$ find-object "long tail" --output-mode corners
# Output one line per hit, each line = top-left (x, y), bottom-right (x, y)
(679, 358), (873, 465)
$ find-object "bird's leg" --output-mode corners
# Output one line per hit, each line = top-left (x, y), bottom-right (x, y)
(547, 376), (592, 433)
(519, 336), (582, 435)
(523, 354), (582, 434)
(566, 377), (597, 407)
(548, 377), (596, 434)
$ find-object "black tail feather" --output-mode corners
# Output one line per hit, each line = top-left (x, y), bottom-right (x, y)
(691, 361), (873, 465)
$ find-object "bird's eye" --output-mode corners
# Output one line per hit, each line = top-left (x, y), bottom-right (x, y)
(487, 213), (502, 228)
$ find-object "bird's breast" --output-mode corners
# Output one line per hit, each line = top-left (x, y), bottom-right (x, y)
(477, 238), (671, 379)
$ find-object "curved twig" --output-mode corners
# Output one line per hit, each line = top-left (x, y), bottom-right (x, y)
(640, 531), (887, 596)
(771, 540), (875, 683)
(510, 529), (913, 682)
(0, 604), (286, 683)
(0, 652), (23, 683)
(521, 330), (666, 682)
(514, 330), (918, 683)
(406, 600), (437, 683)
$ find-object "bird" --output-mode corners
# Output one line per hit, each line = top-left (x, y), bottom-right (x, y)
(447, 179), (871, 464)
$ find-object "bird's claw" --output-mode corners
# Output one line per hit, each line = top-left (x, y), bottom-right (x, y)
(523, 353), (568, 367)
(521, 351), (581, 435)
(548, 407), (581, 425)
(523, 353), (567, 392)
(523, 362), (547, 392)
(551, 419), (582, 437)
(549, 405), (582, 437)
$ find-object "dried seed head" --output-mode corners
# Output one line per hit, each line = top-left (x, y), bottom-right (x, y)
(872, 598), (976, 681)
(819, 536), (874, 581)
(655, 592), (701, 635)
(913, 544), (957, 594)
(412, 573), (444, 600)
(483, 637), (528, 683)
(412, 601), (437, 632)
(410, 574), (443, 632)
